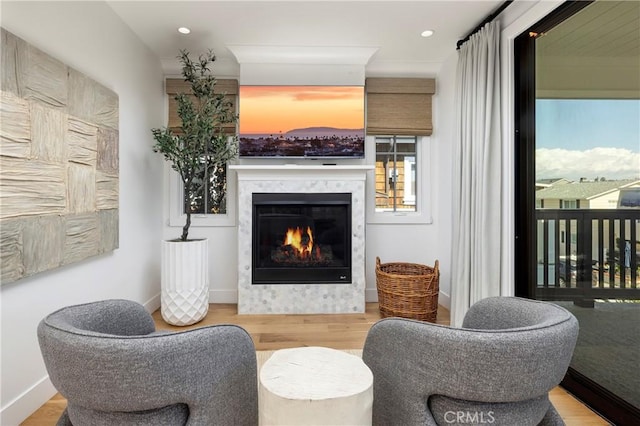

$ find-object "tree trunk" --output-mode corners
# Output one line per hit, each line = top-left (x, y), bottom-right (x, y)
(181, 212), (191, 241)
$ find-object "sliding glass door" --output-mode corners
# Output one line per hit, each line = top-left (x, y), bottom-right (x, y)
(514, 1), (640, 423)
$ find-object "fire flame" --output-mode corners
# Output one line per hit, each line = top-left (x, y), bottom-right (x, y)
(283, 226), (314, 257)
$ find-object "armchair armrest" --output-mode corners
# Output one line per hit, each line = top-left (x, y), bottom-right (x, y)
(43, 299), (156, 336)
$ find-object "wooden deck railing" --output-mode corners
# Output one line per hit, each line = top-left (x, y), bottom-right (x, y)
(535, 209), (639, 304)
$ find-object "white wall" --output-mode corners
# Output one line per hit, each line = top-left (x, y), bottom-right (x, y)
(364, 65), (456, 307)
(155, 6), (564, 319)
(0, 2), (165, 424)
(161, 79), (457, 309)
(158, 21), (462, 311)
(0, 0), (570, 422)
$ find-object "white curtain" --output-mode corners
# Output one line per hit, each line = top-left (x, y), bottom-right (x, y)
(451, 21), (503, 327)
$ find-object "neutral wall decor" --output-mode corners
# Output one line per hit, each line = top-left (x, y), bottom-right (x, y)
(0, 28), (119, 284)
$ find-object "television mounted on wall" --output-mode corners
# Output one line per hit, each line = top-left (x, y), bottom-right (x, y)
(238, 85), (365, 158)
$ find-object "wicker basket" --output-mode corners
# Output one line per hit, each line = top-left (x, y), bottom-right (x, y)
(375, 257), (440, 322)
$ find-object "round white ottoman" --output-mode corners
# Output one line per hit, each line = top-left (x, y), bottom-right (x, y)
(259, 346), (373, 425)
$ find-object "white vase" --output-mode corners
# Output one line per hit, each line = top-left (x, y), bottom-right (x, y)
(161, 238), (209, 326)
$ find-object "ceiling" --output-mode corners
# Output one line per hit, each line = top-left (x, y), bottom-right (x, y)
(538, 0), (640, 58)
(536, 0), (640, 98)
(106, 0), (506, 77)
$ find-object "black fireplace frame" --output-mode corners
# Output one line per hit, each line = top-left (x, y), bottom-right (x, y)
(252, 192), (352, 284)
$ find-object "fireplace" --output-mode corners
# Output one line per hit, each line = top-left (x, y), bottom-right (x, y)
(231, 164), (370, 314)
(252, 193), (352, 284)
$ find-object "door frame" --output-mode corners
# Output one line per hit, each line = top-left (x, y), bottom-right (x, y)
(512, 1), (640, 423)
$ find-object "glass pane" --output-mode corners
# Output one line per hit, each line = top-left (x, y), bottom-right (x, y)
(374, 137), (417, 212)
(185, 162), (228, 215)
(208, 164), (228, 214)
(375, 138), (394, 210)
(185, 170), (205, 215)
(534, 0), (640, 413)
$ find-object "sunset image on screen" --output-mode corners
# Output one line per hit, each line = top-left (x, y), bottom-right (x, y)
(238, 86), (365, 158)
(239, 86), (364, 134)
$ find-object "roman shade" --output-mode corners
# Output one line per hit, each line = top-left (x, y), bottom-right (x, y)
(166, 78), (238, 135)
(365, 78), (435, 136)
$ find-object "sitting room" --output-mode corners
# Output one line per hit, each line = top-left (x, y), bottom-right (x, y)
(1, 1), (638, 425)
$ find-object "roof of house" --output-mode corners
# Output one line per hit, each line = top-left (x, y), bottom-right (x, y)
(535, 180), (640, 200)
(536, 178), (571, 186)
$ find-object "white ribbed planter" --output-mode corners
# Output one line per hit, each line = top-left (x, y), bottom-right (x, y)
(161, 238), (209, 326)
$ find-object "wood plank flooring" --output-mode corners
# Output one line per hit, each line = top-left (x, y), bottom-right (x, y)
(22, 303), (608, 425)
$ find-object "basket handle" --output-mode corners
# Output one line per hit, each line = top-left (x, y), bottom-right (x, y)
(376, 256), (381, 269)
(434, 260), (439, 275)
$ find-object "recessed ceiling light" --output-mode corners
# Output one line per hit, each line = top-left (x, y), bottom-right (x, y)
(178, 27), (191, 35)
(421, 30), (434, 38)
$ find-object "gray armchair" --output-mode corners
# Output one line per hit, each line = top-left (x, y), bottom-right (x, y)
(363, 297), (579, 426)
(37, 299), (258, 426)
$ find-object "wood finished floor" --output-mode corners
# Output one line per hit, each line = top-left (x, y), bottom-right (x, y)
(22, 303), (608, 425)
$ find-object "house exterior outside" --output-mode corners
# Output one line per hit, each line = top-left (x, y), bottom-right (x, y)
(536, 179), (640, 209)
(375, 157), (416, 211)
(536, 177), (571, 190)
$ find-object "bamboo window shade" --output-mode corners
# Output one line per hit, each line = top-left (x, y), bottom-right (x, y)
(365, 78), (435, 136)
(165, 78), (238, 135)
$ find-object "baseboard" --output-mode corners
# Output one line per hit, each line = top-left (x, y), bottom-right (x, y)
(1, 375), (57, 426)
(153, 289), (450, 309)
(142, 293), (161, 313)
(145, 290), (239, 310)
(438, 291), (451, 310)
(209, 289), (238, 303)
(365, 288), (378, 302)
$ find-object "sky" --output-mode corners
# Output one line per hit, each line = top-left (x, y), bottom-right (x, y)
(239, 86), (364, 134)
(536, 99), (640, 181)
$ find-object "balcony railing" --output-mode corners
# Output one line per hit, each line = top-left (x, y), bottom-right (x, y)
(536, 209), (639, 304)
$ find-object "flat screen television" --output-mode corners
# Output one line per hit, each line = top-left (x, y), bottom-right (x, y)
(239, 85), (365, 158)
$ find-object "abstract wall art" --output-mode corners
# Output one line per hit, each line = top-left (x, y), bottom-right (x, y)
(1, 28), (119, 284)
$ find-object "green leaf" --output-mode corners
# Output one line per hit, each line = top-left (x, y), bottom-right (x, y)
(150, 49), (239, 239)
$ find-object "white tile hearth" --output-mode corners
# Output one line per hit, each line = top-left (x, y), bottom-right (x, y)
(231, 165), (371, 314)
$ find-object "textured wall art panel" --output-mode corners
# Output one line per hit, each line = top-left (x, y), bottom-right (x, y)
(0, 28), (119, 284)
(0, 92), (31, 158)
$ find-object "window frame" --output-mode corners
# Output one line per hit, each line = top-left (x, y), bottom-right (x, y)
(366, 135), (432, 224)
(403, 155), (416, 206)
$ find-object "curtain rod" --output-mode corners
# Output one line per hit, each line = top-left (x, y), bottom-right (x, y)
(456, 0), (514, 50)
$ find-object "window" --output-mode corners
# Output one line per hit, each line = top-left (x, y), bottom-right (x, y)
(186, 161), (228, 215)
(368, 135), (431, 224)
(168, 144), (237, 228)
(560, 199), (578, 209)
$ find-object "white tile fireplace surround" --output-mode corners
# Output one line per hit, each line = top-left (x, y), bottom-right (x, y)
(230, 165), (372, 314)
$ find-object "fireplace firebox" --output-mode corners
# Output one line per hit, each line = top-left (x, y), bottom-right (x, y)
(252, 193), (352, 284)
